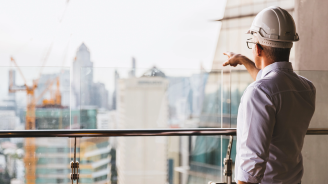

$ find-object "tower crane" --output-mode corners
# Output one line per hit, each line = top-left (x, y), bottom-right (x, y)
(9, 57), (62, 184)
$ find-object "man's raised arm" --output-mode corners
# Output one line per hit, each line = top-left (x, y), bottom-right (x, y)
(222, 52), (260, 81)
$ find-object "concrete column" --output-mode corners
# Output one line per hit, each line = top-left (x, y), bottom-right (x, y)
(294, 0), (328, 183)
(294, 0), (328, 70)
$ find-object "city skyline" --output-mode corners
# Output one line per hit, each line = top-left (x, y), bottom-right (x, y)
(0, 0), (326, 183)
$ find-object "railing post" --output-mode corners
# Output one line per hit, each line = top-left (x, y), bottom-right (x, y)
(70, 137), (79, 184)
(209, 135), (236, 184)
(223, 136), (233, 184)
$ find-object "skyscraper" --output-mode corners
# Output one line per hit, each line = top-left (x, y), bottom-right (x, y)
(72, 43), (94, 108)
(112, 70), (120, 110)
(129, 57), (136, 78)
(72, 43), (110, 110)
(116, 67), (169, 184)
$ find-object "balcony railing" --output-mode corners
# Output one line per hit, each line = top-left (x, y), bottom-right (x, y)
(0, 128), (327, 137)
(3, 129), (327, 184)
(1, 66), (328, 184)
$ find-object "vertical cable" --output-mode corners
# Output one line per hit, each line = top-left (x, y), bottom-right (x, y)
(220, 70), (223, 182)
(74, 137), (76, 163)
(70, 64), (72, 130)
(229, 69), (232, 128)
(77, 138), (79, 184)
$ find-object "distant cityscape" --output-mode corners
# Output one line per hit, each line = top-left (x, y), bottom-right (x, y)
(0, 0), (302, 183)
(0, 42), (250, 184)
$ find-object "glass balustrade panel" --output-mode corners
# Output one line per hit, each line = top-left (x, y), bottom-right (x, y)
(79, 67), (232, 129)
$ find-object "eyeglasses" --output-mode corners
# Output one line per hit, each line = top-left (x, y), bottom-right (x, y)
(246, 38), (263, 50)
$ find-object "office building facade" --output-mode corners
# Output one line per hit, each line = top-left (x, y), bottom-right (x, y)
(116, 68), (169, 184)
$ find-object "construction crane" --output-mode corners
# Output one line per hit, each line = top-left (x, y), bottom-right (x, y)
(37, 77), (62, 108)
(9, 57), (62, 184)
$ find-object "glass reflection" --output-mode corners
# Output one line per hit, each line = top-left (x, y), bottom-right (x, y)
(79, 67), (231, 129)
(0, 64), (235, 183)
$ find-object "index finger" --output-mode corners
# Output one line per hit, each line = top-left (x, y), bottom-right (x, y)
(223, 52), (231, 57)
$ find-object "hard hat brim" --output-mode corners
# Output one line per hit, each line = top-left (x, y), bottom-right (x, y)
(250, 32), (294, 48)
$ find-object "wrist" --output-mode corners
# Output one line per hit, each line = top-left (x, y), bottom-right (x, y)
(242, 56), (254, 66)
(238, 55), (248, 65)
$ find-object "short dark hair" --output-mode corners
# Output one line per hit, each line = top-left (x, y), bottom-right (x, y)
(262, 45), (291, 62)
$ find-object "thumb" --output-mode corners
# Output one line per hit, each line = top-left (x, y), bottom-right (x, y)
(222, 60), (230, 66)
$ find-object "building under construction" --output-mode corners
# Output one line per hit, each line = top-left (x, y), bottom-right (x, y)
(8, 44), (109, 183)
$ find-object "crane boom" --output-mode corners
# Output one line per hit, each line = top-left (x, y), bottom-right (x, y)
(10, 57), (28, 87)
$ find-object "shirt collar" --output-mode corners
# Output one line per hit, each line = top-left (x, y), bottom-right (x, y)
(256, 62), (293, 80)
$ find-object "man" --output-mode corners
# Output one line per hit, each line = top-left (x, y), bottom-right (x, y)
(223, 6), (316, 184)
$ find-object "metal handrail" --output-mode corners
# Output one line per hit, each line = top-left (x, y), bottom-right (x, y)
(0, 128), (327, 138)
(0, 128), (236, 138)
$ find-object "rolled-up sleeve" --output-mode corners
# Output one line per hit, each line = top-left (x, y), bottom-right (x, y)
(237, 85), (276, 183)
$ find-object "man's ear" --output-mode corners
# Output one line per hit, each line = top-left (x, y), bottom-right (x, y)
(255, 44), (262, 56)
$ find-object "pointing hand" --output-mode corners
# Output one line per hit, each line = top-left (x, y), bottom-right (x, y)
(223, 52), (244, 67)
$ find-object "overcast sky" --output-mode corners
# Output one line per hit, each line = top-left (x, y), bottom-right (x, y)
(0, 0), (225, 72)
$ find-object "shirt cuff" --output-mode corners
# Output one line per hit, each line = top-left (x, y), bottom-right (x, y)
(237, 167), (263, 183)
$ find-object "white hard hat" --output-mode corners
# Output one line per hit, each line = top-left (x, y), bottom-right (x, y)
(246, 6), (299, 48)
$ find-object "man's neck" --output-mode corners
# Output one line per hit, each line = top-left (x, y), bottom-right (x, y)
(259, 59), (275, 69)
(259, 58), (289, 69)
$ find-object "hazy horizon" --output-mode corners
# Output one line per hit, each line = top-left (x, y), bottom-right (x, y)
(0, 0), (226, 71)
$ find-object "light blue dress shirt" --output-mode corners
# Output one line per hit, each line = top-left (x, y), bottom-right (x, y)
(235, 62), (316, 184)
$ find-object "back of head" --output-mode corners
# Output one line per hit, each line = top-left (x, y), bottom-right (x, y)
(262, 45), (291, 62)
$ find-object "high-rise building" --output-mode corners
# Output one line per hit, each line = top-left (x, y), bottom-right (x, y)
(72, 43), (110, 110)
(116, 67), (169, 184)
(128, 57), (136, 78)
(93, 83), (109, 110)
(0, 111), (20, 131)
(73, 43), (94, 108)
(111, 70), (120, 110)
(0, 70), (20, 131)
(167, 76), (191, 124)
(34, 138), (70, 184)
(79, 137), (111, 184)
(7, 70), (17, 111)
(167, 72), (208, 126)
(32, 108), (98, 184)
(97, 110), (117, 130)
